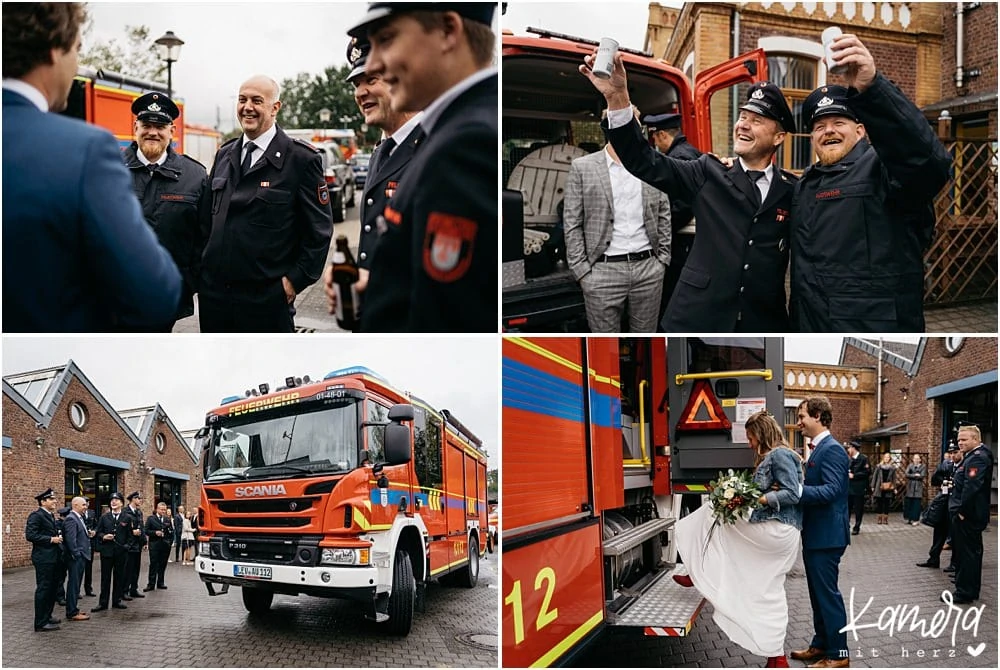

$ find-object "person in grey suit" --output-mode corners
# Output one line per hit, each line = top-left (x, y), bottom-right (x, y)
(563, 137), (671, 332)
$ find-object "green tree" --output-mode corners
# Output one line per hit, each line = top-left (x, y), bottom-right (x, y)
(79, 18), (165, 83)
(278, 64), (382, 149)
(487, 469), (498, 501)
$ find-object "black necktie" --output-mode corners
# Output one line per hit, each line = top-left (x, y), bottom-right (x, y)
(369, 137), (396, 180)
(241, 141), (257, 176)
(746, 170), (765, 206)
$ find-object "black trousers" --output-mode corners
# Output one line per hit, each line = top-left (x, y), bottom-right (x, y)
(951, 515), (984, 599)
(98, 550), (127, 606)
(32, 559), (57, 630)
(125, 551), (143, 595)
(926, 513), (951, 566)
(174, 534), (182, 561)
(848, 492), (866, 529)
(146, 541), (170, 587)
(199, 283), (294, 333)
(83, 545), (95, 593)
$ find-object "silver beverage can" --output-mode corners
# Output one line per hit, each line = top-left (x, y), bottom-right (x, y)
(822, 26), (848, 75)
(592, 37), (619, 80)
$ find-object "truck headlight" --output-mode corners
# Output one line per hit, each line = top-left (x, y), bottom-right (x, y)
(199, 541), (210, 556)
(320, 547), (370, 566)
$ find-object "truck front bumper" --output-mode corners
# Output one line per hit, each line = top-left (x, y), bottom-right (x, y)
(196, 557), (378, 595)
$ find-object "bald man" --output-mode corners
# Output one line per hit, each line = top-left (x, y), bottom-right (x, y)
(200, 75), (332, 332)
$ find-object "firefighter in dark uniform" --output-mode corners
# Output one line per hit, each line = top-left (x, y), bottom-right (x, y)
(323, 36), (423, 328)
(92, 492), (131, 611)
(586, 51), (796, 332)
(792, 33), (952, 332)
(200, 75), (332, 332)
(642, 112), (701, 324)
(25, 488), (63, 631)
(917, 442), (959, 570)
(946, 425), (994, 604)
(123, 491), (146, 599)
(349, 3), (497, 332)
(123, 92), (208, 331)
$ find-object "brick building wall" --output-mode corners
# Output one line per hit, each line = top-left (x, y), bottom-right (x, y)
(2, 374), (200, 569)
(842, 337), (997, 460)
(939, 1), (998, 135)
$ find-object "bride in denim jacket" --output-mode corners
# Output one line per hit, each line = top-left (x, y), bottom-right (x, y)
(674, 410), (804, 668)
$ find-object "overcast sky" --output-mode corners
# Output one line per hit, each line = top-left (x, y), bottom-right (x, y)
(85, 1), (501, 131)
(503, 1), (683, 51)
(2, 336), (499, 468)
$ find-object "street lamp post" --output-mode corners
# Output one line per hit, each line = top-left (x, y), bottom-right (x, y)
(153, 30), (184, 98)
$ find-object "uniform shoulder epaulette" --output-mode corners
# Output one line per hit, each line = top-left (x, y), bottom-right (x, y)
(292, 137), (323, 154)
(178, 153), (208, 171)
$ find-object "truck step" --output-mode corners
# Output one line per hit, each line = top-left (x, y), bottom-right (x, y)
(602, 516), (674, 557)
(608, 566), (705, 636)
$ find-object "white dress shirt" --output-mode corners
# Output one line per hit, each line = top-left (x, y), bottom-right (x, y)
(604, 147), (652, 255)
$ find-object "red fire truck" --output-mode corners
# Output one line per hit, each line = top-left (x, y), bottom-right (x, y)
(501, 28), (769, 331)
(62, 68), (185, 152)
(502, 337), (784, 667)
(193, 366), (488, 636)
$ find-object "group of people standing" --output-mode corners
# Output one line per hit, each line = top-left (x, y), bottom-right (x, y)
(672, 401), (993, 668)
(575, 31), (951, 333)
(2, 2), (497, 334)
(25, 489), (198, 632)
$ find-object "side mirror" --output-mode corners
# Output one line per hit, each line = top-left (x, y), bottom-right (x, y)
(384, 423), (411, 465)
(388, 404), (414, 422)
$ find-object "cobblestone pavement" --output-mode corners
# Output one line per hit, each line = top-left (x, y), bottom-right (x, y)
(172, 214), (360, 334)
(3, 551), (498, 668)
(924, 301), (997, 334)
(569, 516), (997, 668)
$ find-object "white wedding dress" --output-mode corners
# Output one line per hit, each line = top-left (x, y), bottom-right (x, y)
(675, 504), (800, 657)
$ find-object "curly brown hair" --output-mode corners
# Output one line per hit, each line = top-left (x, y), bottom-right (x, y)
(2, 3), (85, 80)
(798, 395), (833, 428)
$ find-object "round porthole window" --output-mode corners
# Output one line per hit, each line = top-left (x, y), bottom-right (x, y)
(69, 402), (88, 430)
(943, 337), (965, 357)
(155, 433), (166, 453)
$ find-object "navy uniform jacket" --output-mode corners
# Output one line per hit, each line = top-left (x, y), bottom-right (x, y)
(123, 144), (208, 320)
(201, 125), (332, 294)
(605, 118), (794, 332)
(358, 130), (421, 270)
(2, 89), (182, 332)
(123, 506), (146, 552)
(791, 74), (952, 332)
(930, 458), (955, 488)
(95, 511), (131, 558)
(663, 133), (701, 232)
(144, 514), (173, 548)
(361, 75), (497, 332)
(25, 508), (61, 565)
(949, 444), (994, 530)
(847, 452), (871, 495)
(799, 434), (851, 550)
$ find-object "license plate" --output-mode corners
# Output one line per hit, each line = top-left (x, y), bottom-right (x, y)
(234, 564), (272, 580)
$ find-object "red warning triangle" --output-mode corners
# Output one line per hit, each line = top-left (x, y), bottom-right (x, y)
(676, 380), (732, 431)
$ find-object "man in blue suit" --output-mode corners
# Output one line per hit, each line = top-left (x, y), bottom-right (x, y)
(63, 496), (92, 622)
(792, 396), (850, 668)
(2, 3), (181, 332)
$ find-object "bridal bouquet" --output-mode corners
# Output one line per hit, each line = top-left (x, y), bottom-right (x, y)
(708, 468), (762, 525)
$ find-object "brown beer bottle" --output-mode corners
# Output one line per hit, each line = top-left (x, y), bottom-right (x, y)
(330, 235), (360, 331)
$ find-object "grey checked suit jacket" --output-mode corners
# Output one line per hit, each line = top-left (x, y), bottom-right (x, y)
(563, 150), (671, 281)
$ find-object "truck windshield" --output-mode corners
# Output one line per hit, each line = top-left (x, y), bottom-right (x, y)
(686, 338), (767, 372)
(205, 398), (359, 481)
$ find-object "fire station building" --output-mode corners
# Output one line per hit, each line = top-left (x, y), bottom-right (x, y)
(2, 360), (200, 569)
(785, 337), (997, 504)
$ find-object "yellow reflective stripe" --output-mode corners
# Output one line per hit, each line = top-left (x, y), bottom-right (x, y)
(530, 610), (604, 667)
(352, 507), (370, 530)
(507, 337), (582, 373)
(429, 556), (468, 575)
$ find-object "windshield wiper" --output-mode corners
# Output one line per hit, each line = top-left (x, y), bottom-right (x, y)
(244, 464), (316, 478)
(205, 472), (246, 482)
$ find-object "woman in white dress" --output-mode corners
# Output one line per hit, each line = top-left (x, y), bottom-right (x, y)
(181, 514), (196, 565)
(674, 410), (804, 668)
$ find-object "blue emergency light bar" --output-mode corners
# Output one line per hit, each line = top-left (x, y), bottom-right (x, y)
(323, 366), (388, 383)
(220, 395), (242, 405)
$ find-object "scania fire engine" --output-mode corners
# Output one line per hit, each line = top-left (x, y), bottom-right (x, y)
(502, 337), (784, 666)
(194, 366), (488, 636)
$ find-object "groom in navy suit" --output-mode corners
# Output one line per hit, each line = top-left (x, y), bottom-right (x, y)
(2, 3), (180, 332)
(793, 396), (850, 668)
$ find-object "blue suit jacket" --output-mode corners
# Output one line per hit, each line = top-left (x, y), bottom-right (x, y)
(64, 511), (91, 562)
(799, 434), (851, 550)
(2, 88), (181, 331)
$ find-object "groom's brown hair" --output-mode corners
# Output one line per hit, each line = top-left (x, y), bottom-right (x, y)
(798, 396), (833, 428)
